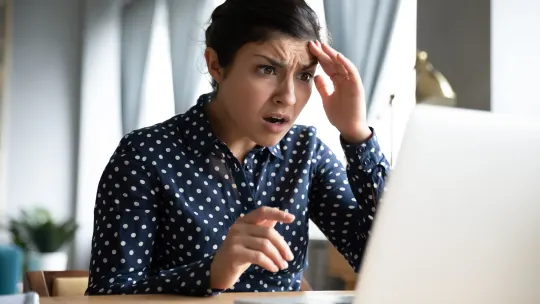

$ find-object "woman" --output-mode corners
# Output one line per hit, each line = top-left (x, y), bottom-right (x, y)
(86, 0), (390, 296)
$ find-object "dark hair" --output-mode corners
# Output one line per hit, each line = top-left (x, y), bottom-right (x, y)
(205, 0), (323, 91)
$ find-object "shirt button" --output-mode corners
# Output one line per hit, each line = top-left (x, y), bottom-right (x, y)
(246, 165), (252, 170)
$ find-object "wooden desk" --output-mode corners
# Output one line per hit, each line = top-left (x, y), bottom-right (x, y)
(40, 291), (354, 304)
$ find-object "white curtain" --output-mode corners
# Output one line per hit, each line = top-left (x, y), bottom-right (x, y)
(168, 0), (216, 114)
(324, 0), (400, 110)
(74, 0), (123, 269)
(122, 0), (216, 128)
(138, 0), (175, 127)
(121, 0), (155, 134)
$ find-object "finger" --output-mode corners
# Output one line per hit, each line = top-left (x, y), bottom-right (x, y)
(241, 206), (295, 226)
(248, 225), (294, 261)
(233, 244), (280, 273)
(238, 236), (288, 270)
(308, 41), (333, 66)
(336, 53), (361, 83)
(321, 42), (349, 78)
(309, 41), (336, 74)
(320, 41), (339, 59)
(314, 74), (331, 100)
(258, 219), (278, 228)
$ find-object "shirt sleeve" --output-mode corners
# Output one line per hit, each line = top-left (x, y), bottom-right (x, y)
(86, 137), (219, 296)
(308, 128), (390, 272)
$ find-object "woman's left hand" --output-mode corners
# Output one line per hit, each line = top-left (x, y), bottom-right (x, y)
(309, 41), (372, 143)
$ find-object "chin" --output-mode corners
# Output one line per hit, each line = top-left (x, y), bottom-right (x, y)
(252, 133), (285, 148)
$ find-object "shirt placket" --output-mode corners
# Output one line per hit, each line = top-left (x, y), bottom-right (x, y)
(218, 147), (258, 214)
(241, 152), (257, 211)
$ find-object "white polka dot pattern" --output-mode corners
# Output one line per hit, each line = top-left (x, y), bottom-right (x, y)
(85, 93), (390, 296)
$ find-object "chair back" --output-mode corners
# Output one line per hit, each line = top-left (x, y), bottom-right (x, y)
(300, 276), (312, 291)
(23, 270), (89, 297)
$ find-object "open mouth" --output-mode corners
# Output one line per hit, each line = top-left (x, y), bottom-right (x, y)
(264, 117), (286, 124)
(263, 114), (290, 125)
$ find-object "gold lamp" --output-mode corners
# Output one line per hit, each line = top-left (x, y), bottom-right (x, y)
(415, 50), (456, 106)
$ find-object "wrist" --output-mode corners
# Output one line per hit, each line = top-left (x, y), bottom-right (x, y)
(341, 126), (372, 144)
(209, 257), (238, 290)
(209, 259), (226, 290)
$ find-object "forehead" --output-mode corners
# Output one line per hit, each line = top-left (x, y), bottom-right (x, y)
(241, 36), (315, 65)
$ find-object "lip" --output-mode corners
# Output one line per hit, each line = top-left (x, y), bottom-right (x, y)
(261, 113), (291, 134)
(263, 113), (291, 123)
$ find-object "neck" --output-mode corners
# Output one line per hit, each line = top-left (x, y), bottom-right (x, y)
(205, 95), (256, 163)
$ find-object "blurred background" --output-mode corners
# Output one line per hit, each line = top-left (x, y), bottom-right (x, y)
(0, 0), (537, 293)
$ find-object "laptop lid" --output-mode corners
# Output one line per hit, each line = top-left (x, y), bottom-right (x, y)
(354, 105), (540, 304)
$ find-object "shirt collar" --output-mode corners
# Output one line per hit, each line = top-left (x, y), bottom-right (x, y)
(178, 93), (284, 160)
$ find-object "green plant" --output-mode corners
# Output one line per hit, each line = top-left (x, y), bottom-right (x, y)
(8, 207), (78, 253)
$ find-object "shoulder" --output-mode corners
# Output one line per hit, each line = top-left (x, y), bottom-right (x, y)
(113, 114), (185, 158)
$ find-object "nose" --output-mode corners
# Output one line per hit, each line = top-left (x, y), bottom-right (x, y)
(273, 75), (296, 106)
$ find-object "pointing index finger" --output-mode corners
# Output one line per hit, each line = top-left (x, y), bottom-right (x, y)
(241, 207), (295, 226)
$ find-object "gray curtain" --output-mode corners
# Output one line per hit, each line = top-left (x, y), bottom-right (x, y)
(323, 0), (400, 110)
(168, 0), (214, 114)
(121, 0), (155, 134)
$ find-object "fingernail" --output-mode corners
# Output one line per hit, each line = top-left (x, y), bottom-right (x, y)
(281, 261), (289, 269)
(287, 252), (294, 261)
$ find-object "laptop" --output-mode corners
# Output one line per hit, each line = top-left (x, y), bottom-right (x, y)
(237, 104), (540, 304)
(0, 292), (39, 304)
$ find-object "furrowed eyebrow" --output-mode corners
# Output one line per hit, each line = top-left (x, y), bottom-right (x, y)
(254, 54), (317, 70)
(254, 55), (286, 68)
(301, 58), (318, 70)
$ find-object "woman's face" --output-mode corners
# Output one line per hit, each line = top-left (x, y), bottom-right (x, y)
(207, 36), (318, 147)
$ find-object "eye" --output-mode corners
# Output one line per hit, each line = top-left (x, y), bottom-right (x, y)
(298, 72), (314, 82)
(257, 65), (276, 76)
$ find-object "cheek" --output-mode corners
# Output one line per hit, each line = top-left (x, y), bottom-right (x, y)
(223, 80), (269, 119)
(294, 82), (313, 107)
(222, 73), (267, 107)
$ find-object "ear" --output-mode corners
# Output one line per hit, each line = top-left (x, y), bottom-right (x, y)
(205, 47), (225, 85)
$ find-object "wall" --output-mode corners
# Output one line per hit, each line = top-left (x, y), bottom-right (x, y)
(491, 0), (540, 116)
(4, 0), (82, 220)
(417, 0), (491, 111)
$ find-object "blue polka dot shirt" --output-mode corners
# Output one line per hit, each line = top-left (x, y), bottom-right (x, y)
(86, 93), (390, 296)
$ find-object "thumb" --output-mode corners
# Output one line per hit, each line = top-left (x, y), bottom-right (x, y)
(314, 74), (331, 100)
